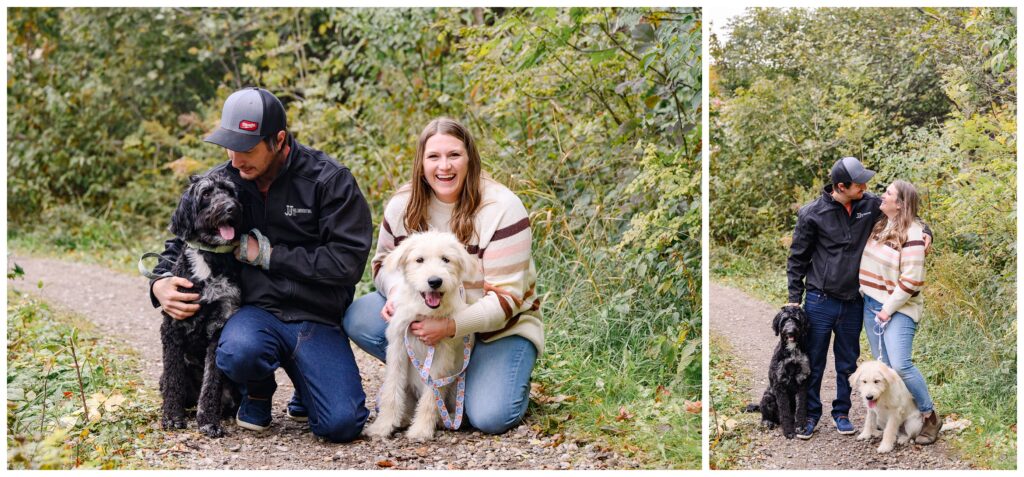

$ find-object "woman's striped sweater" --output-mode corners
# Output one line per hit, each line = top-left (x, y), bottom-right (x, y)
(858, 221), (927, 322)
(372, 178), (544, 353)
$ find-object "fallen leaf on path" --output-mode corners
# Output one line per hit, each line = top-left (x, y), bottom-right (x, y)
(684, 400), (701, 414)
(376, 460), (395, 468)
(615, 406), (633, 421)
(655, 385), (670, 403)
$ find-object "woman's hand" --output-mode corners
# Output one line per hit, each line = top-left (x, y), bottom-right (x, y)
(380, 299), (396, 322)
(410, 317), (456, 346)
(875, 310), (891, 322)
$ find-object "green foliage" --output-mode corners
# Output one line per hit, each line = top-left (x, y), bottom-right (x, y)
(7, 292), (162, 469)
(711, 7), (1015, 469)
(8, 7), (700, 467)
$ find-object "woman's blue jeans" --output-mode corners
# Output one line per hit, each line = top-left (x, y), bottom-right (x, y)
(862, 294), (934, 413)
(343, 291), (537, 435)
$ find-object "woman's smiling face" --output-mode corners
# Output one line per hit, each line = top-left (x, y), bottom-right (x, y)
(422, 133), (469, 203)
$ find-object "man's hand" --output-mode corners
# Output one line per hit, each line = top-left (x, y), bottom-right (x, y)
(784, 302), (801, 308)
(381, 299), (396, 322)
(153, 276), (201, 320)
(410, 317), (455, 346)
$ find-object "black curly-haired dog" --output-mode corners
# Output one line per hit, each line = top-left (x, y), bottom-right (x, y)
(159, 173), (243, 438)
(744, 306), (811, 439)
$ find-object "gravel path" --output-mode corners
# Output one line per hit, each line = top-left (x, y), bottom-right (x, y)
(9, 254), (637, 470)
(710, 281), (971, 470)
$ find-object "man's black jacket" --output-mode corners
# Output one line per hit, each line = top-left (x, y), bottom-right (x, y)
(149, 136), (374, 327)
(786, 184), (884, 304)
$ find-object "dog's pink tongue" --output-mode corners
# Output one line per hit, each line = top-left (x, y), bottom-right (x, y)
(219, 225), (235, 241)
(425, 291), (442, 308)
(868, 400), (877, 409)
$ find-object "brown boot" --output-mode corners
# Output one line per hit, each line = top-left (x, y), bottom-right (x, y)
(916, 410), (940, 444)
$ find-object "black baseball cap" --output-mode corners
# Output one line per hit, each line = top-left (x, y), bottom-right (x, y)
(204, 87), (287, 152)
(830, 156), (876, 184)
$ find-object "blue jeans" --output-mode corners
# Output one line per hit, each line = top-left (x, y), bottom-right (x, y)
(343, 291), (537, 435)
(215, 306), (369, 442)
(862, 295), (934, 413)
(803, 289), (863, 423)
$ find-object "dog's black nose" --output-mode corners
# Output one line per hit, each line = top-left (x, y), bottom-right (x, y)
(866, 395), (874, 401)
(427, 276), (443, 289)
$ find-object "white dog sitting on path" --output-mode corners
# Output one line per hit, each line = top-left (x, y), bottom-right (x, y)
(850, 360), (923, 453)
(363, 231), (477, 441)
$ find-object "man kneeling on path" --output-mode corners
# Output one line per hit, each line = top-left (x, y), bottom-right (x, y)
(149, 87), (374, 442)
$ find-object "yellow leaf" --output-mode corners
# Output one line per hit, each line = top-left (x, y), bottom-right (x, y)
(104, 393), (126, 412)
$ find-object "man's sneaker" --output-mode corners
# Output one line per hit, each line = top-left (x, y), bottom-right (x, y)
(236, 396), (272, 431)
(796, 419), (816, 439)
(834, 415), (856, 435)
(915, 410), (940, 445)
(286, 392), (309, 422)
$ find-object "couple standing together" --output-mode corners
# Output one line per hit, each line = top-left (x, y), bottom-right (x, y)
(149, 87), (543, 442)
(786, 156), (940, 444)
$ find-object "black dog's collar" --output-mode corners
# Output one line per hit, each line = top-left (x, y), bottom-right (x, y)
(184, 240), (238, 254)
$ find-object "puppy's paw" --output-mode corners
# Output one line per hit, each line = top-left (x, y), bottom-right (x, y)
(405, 425), (436, 442)
(897, 434), (910, 445)
(199, 423), (224, 438)
(161, 415), (187, 430)
(877, 443), (894, 453)
(763, 420), (776, 430)
(856, 432), (872, 441)
(783, 431), (795, 439)
(362, 420), (394, 439)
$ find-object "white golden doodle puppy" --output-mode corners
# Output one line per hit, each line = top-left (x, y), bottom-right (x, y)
(363, 231), (477, 441)
(850, 360), (923, 453)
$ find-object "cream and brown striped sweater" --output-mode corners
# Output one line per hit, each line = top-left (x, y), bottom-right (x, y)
(858, 222), (927, 322)
(372, 178), (544, 353)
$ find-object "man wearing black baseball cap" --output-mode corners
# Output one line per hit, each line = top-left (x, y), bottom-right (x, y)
(149, 87), (374, 442)
(785, 156), (931, 440)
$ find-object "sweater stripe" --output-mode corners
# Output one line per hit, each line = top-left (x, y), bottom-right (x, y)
(492, 217), (530, 241)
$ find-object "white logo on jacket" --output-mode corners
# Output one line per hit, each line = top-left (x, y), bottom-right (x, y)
(284, 205), (312, 217)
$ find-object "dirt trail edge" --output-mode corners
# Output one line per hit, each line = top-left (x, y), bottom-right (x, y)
(710, 281), (970, 470)
(9, 255), (636, 470)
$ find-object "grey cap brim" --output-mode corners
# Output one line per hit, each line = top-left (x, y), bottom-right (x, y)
(851, 168), (876, 183)
(205, 128), (263, 152)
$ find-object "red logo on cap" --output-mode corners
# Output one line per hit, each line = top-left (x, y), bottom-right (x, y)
(238, 120), (258, 131)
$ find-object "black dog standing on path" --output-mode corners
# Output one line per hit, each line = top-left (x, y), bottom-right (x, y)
(159, 173), (243, 437)
(744, 306), (811, 439)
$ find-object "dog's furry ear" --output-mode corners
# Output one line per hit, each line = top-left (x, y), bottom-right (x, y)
(169, 187), (195, 239)
(849, 365), (862, 387)
(383, 238), (413, 273)
(881, 363), (902, 386)
(188, 174), (202, 184)
(455, 243), (477, 278)
(796, 309), (809, 337)
(772, 310), (783, 336)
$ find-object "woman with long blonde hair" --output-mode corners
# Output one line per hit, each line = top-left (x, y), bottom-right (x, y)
(857, 179), (939, 444)
(343, 117), (543, 435)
